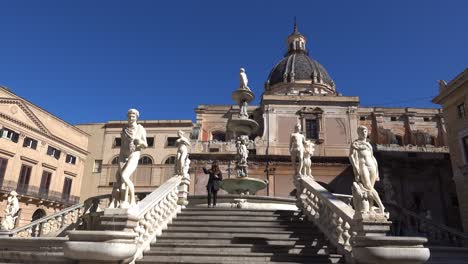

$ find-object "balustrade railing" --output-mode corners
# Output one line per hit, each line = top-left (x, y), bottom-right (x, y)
(297, 176), (355, 260)
(130, 175), (182, 262)
(386, 202), (468, 247)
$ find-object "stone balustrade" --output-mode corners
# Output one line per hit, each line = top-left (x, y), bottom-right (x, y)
(297, 176), (430, 264)
(298, 176), (355, 259)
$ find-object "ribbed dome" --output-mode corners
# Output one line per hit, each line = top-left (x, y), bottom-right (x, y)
(267, 52), (335, 88)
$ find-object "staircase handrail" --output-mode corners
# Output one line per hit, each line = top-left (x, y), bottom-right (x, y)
(130, 175), (183, 262)
(3, 193), (116, 237)
(386, 202), (468, 246)
(298, 176), (355, 259)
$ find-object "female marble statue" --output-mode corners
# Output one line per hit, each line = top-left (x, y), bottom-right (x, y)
(301, 140), (315, 177)
(235, 135), (249, 177)
(110, 109), (147, 208)
(239, 68), (251, 91)
(175, 130), (190, 176)
(1, 191), (19, 230)
(349, 126), (386, 218)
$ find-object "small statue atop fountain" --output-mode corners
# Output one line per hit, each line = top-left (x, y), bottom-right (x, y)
(290, 124), (306, 176)
(175, 130), (191, 178)
(1, 191), (19, 230)
(239, 68), (251, 91)
(349, 125), (388, 220)
(301, 140), (315, 178)
(109, 109), (147, 209)
(236, 135), (249, 177)
(239, 100), (249, 119)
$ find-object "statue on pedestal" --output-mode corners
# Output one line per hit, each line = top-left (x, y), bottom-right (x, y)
(175, 130), (191, 177)
(109, 109), (147, 209)
(349, 126), (388, 220)
(236, 135), (249, 177)
(239, 68), (251, 91)
(1, 191), (19, 230)
(290, 124), (306, 176)
(301, 140), (315, 178)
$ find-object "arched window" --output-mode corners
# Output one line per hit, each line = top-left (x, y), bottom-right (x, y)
(111, 156), (119, 165)
(211, 131), (225, 142)
(164, 156), (176, 164)
(138, 156), (153, 165)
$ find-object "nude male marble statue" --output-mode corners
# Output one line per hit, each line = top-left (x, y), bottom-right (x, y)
(175, 130), (191, 177)
(301, 140), (315, 178)
(1, 191), (19, 230)
(290, 124), (307, 176)
(349, 125), (387, 219)
(239, 68), (251, 91)
(109, 109), (147, 209)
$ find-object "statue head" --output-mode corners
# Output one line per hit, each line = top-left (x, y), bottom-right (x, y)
(240, 68), (245, 73)
(357, 125), (368, 140)
(177, 130), (184, 137)
(9, 191), (17, 197)
(294, 123), (301, 132)
(127, 109), (139, 124)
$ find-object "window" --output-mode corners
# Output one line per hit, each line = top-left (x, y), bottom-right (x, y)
(93, 160), (103, 173)
(1, 128), (19, 143)
(463, 136), (468, 163)
(111, 156), (119, 165)
(305, 119), (318, 140)
(62, 178), (73, 201)
(423, 117), (430, 122)
(113, 138), (121, 148)
(359, 116), (366, 121)
(23, 137), (38, 149)
(47, 146), (61, 160)
(212, 131), (226, 142)
(458, 103), (466, 119)
(146, 137), (154, 147)
(164, 156), (176, 164)
(390, 116), (397, 122)
(65, 154), (77, 165)
(17, 164), (32, 194)
(0, 157), (8, 182)
(138, 156), (153, 165)
(39, 171), (52, 197)
(166, 137), (178, 147)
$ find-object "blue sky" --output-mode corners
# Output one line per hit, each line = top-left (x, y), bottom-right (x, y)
(0, 0), (466, 124)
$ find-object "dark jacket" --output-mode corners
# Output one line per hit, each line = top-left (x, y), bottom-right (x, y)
(203, 168), (223, 191)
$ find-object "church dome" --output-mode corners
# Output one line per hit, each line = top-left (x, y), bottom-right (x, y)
(265, 21), (336, 95)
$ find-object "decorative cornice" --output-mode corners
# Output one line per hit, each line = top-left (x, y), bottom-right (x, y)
(0, 148), (15, 157)
(0, 98), (50, 135)
(20, 155), (39, 164)
(42, 163), (57, 170)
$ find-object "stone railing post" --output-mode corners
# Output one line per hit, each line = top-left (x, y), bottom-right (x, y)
(177, 175), (191, 208)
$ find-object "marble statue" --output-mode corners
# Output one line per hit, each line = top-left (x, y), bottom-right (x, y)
(239, 68), (251, 91)
(236, 135), (249, 177)
(239, 100), (249, 119)
(109, 109), (148, 209)
(175, 130), (191, 177)
(1, 191), (19, 230)
(290, 124), (306, 176)
(301, 140), (315, 178)
(349, 125), (387, 219)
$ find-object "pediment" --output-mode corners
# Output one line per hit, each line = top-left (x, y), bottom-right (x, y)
(0, 98), (50, 135)
(296, 107), (324, 115)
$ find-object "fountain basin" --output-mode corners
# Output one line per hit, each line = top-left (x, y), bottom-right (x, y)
(220, 177), (268, 195)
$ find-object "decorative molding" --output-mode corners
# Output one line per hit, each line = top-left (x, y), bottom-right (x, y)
(64, 171), (78, 177)
(42, 163), (58, 170)
(20, 155), (38, 164)
(0, 148), (15, 157)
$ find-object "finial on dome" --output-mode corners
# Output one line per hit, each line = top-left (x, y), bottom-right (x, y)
(293, 17), (298, 34)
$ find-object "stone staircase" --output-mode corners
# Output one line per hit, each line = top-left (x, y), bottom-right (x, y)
(137, 207), (344, 264)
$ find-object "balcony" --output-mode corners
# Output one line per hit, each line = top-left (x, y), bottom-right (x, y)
(0, 179), (79, 206)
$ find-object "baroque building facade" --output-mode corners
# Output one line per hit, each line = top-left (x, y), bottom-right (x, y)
(77, 25), (461, 231)
(433, 69), (468, 232)
(0, 87), (88, 227)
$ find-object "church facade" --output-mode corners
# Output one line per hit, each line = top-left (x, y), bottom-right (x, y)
(77, 24), (461, 231)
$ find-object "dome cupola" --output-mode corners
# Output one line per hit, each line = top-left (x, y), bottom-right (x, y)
(265, 20), (336, 96)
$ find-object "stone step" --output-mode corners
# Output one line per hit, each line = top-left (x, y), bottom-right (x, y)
(136, 251), (344, 264)
(157, 236), (325, 246)
(165, 225), (321, 233)
(175, 215), (301, 221)
(180, 209), (299, 217)
(160, 230), (321, 240)
(149, 243), (334, 255)
(171, 219), (308, 226)
(183, 208), (295, 213)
